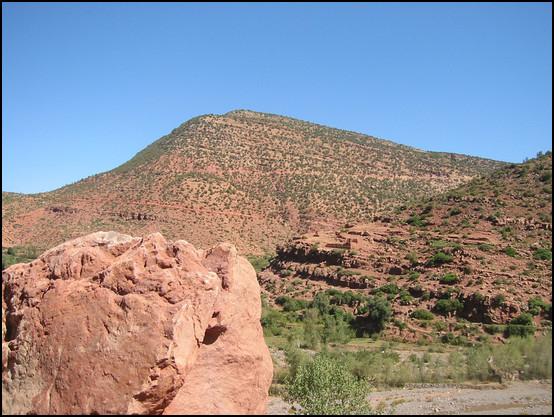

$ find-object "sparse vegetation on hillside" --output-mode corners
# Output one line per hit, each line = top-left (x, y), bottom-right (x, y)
(2, 110), (508, 255)
(259, 152), (552, 348)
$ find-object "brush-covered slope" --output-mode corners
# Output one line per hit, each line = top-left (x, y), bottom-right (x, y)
(2, 110), (507, 255)
(260, 152), (552, 342)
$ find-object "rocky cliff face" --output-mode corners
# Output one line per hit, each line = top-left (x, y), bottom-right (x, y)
(2, 231), (272, 415)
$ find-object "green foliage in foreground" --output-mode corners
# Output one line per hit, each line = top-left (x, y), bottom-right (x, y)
(285, 353), (378, 415)
(273, 332), (551, 401)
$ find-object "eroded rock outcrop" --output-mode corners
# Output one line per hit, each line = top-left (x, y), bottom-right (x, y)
(2, 231), (272, 415)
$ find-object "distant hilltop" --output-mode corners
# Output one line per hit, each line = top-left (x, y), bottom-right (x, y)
(2, 109), (508, 255)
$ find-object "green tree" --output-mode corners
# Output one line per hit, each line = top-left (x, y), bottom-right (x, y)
(322, 315), (354, 344)
(285, 353), (376, 415)
(260, 307), (286, 336)
(310, 292), (331, 316)
(302, 308), (322, 350)
(359, 296), (392, 332)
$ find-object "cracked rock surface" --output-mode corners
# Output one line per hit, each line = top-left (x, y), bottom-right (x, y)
(2, 231), (272, 415)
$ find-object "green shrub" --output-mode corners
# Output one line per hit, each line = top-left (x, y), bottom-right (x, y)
(375, 283), (400, 295)
(247, 252), (274, 273)
(399, 291), (413, 306)
(337, 269), (362, 277)
(284, 346), (311, 379)
(528, 306), (542, 316)
(502, 246), (517, 257)
(518, 333), (552, 379)
(405, 252), (419, 266)
(326, 288), (342, 297)
(533, 247), (552, 261)
(283, 298), (309, 312)
(408, 270), (420, 281)
(465, 344), (493, 381)
(409, 284), (424, 297)
(504, 324), (536, 338)
(478, 244), (495, 252)
(492, 294), (506, 306)
(285, 353), (374, 415)
(392, 318), (407, 329)
(439, 272), (459, 285)
(406, 215), (423, 227)
(275, 295), (291, 305)
(309, 244), (320, 255)
(310, 292), (331, 316)
(435, 299), (464, 315)
(473, 291), (485, 302)
(510, 313), (533, 326)
(440, 286), (460, 299)
(411, 309), (434, 320)
(483, 324), (505, 334)
(450, 207), (462, 216)
(528, 297), (552, 319)
(428, 251), (453, 266)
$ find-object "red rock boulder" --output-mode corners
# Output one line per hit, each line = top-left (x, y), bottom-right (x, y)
(2, 231), (272, 415)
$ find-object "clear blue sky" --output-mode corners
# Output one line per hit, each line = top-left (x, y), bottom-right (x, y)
(2, 2), (552, 194)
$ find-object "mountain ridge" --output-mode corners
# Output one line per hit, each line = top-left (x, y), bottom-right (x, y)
(2, 110), (509, 255)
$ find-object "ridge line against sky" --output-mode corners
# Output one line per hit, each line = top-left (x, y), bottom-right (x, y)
(2, 2), (552, 194)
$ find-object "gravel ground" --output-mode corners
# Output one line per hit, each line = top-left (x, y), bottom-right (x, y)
(266, 380), (552, 415)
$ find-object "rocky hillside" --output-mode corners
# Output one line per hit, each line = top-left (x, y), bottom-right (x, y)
(2, 110), (507, 256)
(259, 152), (552, 342)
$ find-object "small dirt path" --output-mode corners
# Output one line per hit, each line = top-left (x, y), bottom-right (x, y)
(266, 380), (552, 415)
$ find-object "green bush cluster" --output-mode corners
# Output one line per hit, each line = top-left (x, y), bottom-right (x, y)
(275, 295), (309, 311)
(428, 250), (454, 266)
(285, 353), (375, 415)
(533, 247), (552, 261)
(528, 297), (552, 319)
(503, 324), (536, 338)
(434, 298), (464, 315)
(501, 246), (517, 257)
(326, 289), (366, 307)
(411, 309), (434, 320)
(280, 334), (552, 404)
(439, 272), (460, 285)
(374, 283), (400, 295)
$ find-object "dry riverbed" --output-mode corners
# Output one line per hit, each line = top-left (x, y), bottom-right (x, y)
(266, 379), (552, 415)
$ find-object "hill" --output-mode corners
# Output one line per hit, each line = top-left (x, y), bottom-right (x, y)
(259, 152), (552, 342)
(2, 110), (508, 256)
